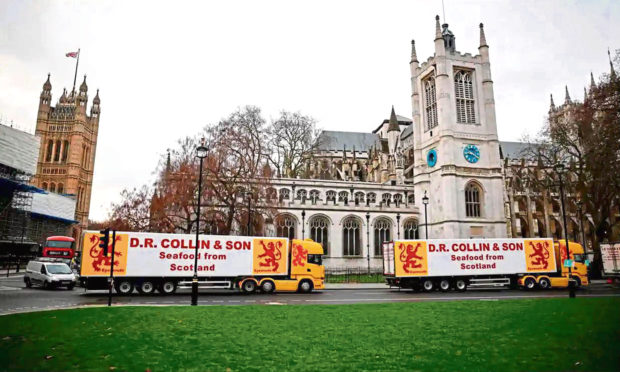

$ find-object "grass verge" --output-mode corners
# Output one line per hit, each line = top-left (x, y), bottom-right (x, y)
(1, 297), (619, 371)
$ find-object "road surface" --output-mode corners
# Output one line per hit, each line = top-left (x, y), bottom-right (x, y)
(1, 275), (618, 315)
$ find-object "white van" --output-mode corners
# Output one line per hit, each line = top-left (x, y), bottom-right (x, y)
(25, 258), (77, 290)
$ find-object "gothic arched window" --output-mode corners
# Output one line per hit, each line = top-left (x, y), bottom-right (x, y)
(45, 140), (53, 162)
(279, 188), (290, 201)
(342, 216), (361, 256)
(367, 192), (377, 204)
(338, 191), (349, 203)
(50, 183), (56, 193)
(374, 218), (392, 256)
(354, 192), (365, 206)
(403, 219), (419, 239)
(54, 140), (61, 162)
(407, 193), (415, 205)
(62, 141), (69, 163)
(57, 183), (64, 194)
(465, 182), (482, 217)
(394, 194), (403, 206)
(42, 182), (48, 191)
(455, 70), (476, 124)
(275, 214), (296, 239)
(310, 215), (329, 255)
(424, 76), (438, 131)
(382, 193), (392, 206)
(326, 190), (336, 202)
(309, 190), (320, 204)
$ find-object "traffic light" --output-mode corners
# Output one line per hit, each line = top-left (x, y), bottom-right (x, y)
(99, 228), (110, 256)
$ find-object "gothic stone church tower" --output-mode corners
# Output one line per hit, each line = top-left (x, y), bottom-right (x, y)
(411, 16), (505, 238)
(32, 74), (101, 237)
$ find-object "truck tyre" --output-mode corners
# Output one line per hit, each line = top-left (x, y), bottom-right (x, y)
(455, 279), (467, 292)
(524, 277), (537, 290)
(261, 280), (275, 294)
(298, 280), (313, 293)
(241, 279), (257, 294)
(422, 279), (434, 292)
(439, 279), (451, 292)
(159, 281), (177, 295)
(538, 277), (551, 289)
(571, 276), (582, 288)
(137, 281), (156, 295)
(115, 280), (134, 295)
(24, 278), (32, 288)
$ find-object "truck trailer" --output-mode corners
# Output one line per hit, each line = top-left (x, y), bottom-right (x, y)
(79, 231), (325, 294)
(600, 242), (620, 285)
(383, 238), (588, 291)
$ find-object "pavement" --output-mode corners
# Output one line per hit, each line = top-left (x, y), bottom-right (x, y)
(1, 274), (619, 315)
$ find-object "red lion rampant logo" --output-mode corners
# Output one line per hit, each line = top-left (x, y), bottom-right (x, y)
(257, 240), (283, 271)
(292, 243), (308, 267)
(399, 243), (423, 273)
(529, 241), (550, 267)
(89, 234), (122, 272)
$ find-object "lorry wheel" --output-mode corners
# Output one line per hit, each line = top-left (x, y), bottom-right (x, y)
(241, 279), (257, 294)
(538, 277), (551, 289)
(115, 280), (134, 295)
(524, 277), (537, 290)
(261, 280), (275, 294)
(439, 279), (451, 292)
(455, 279), (467, 292)
(159, 281), (177, 295)
(422, 279), (434, 292)
(298, 280), (313, 293)
(571, 276), (582, 288)
(137, 281), (156, 294)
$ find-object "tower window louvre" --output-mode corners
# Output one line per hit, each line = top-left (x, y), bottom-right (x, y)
(465, 182), (482, 217)
(424, 76), (438, 131)
(454, 71), (476, 124)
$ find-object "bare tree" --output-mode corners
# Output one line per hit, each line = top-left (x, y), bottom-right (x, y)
(521, 56), (620, 272)
(107, 185), (152, 232)
(265, 111), (322, 178)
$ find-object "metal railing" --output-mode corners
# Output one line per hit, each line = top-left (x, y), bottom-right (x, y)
(325, 267), (384, 283)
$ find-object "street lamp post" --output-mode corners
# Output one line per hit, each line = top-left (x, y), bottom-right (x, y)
(422, 191), (429, 239)
(366, 212), (370, 274)
(396, 213), (401, 239)
(555, 163), (576, 298)
(301, 210), (306, 239)
(192, 140), (208, 306)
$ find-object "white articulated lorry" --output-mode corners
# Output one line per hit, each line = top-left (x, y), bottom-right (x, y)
(383, 238), (589, 291)
(79, 231), (325, 294)
(600, 242), (620, 285)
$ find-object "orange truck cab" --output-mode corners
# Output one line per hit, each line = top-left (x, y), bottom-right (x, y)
(268, 239), (325, 293)
(518, 241), (589, 289)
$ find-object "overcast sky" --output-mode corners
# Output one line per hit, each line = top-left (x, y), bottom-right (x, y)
(1, 0), (618, 221)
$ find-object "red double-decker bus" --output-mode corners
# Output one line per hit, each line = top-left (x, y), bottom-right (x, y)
(42, 236), (76, 260)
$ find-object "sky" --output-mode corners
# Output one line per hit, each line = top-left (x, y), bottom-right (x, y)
(1, 0), (619, 221)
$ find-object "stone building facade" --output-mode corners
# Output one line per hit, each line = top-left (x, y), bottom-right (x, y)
(31, 74), (101, 239)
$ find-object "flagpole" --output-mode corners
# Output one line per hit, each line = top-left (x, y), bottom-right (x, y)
(72, 48), (80, 93)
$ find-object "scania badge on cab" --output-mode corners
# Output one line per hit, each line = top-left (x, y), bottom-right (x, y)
(79, 231), (324, 294)
(383, 238), (589, 291)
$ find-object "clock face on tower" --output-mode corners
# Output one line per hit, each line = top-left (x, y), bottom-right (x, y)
(427, 149), (437, 167)
(463, 144), (480, 163)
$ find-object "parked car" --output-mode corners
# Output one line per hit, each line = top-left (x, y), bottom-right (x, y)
(24, 258), (77, 290)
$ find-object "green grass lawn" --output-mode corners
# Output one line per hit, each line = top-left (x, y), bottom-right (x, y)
(1, 298), (619, 372)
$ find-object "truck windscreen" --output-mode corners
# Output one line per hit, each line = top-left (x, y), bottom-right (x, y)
(307, 254), (322, 265)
